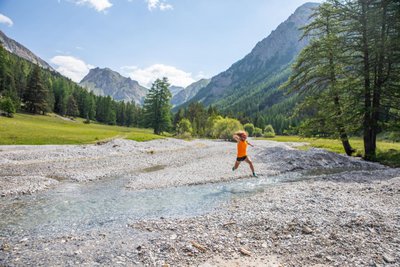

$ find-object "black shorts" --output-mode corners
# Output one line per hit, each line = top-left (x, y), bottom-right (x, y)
(236, 156), (247, 162)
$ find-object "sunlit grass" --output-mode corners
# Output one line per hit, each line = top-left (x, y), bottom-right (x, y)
(0, 113), (163, 145)
(259, 135), (400, 167)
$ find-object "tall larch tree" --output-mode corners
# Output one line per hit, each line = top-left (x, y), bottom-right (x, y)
(143, 77), (172, 135)
(24, 65), (48, 114)
(283, 2), (356, 155)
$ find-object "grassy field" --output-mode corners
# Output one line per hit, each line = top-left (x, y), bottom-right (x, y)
(0, 113), (163, 145)
(259, 136), (400, 167)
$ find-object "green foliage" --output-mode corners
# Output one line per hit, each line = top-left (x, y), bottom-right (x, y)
(186, 102), (208, 136)
(24, 65), (48, 114)
(282, 2), (357, 155)
(211, 117), (243, 140)
(281, 0), (400, 160)
(387, 132), (400, 142)
(173, 102), (222, 138)
(176, 118), (193, 136)
(263, 124), (275, 138)
(243, 123), (255, 137)
(253, 127), (263, 137)
(205, 114), (222, 137)
(143, 77), (172, 135)
(66, 95), (79, 118)
(0, 97), (16, 117)
(0, 46), (144, 129)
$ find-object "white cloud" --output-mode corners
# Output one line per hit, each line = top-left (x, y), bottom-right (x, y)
(0, 14), (13, 27)
(159, 2), (173, 11)
(121, 64), (196, 88)
(145, 0), (173, 11)
(50, 55), (93, 83)
(72, 0), (113, 12)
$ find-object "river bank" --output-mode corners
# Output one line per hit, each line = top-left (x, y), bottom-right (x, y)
(0, 139), (399, 266)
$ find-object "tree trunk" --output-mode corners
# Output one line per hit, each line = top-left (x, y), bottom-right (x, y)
(360, 1), (375, 161)
(333, 96), (355, 156)
(326, 15), (355, 157)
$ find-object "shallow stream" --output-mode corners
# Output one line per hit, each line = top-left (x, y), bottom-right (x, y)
(0, 168), (353, 237)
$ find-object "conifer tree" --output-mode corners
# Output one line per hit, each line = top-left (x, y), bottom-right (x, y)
(66, 95), (79, 118)
(331, 0), (400, 159)
(283, 2), (356, 155)
(24, 65), (48, 114)
(143, 77), (172, 135)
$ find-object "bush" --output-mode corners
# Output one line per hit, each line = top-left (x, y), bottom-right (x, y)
(388, 132), (400, 142)
(264, 124), (276, 138)
(244, 123), (255, 137)
(205, 115), (222, 137)
(176, 118), (193, 136)
(253, 127), (263, 137)
(0, 97), (16, 117)
(211, 117), (243, 140)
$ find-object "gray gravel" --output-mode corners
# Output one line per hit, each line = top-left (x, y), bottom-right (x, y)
(0, 138), (399, 266)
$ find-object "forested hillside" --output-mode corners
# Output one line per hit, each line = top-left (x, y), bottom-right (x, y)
(180, 3), (319, 134)
(0, 45), (142, 127)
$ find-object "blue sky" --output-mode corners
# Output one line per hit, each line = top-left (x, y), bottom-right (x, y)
(0, 0), (322, 87)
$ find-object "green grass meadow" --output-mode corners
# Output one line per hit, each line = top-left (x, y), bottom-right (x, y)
(0, 113), (163, 145)
(260, 135), (400, 167)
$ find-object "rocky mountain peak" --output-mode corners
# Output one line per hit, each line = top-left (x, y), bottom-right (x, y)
(79, 67), (148, 104)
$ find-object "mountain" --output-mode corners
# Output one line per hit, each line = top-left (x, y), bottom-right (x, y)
(79, 67), (148, 104)
(0, 30), (54, 71)
(183, 3), (318, 117)
(169, 86), (185, 97)
(171, 78), (210, 108)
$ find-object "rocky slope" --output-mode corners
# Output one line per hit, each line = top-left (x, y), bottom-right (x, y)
(79, 67), (148, 104)
(183, 2), (319, 115)
(0, 30), (54, 71)
(171, 78), (210, 108)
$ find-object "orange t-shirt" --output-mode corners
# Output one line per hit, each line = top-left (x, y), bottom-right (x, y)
(237, 140), (248, 157)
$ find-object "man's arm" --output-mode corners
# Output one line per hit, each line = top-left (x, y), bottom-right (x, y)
(247, 141), (254, 147)
(232, 134), (240, 142)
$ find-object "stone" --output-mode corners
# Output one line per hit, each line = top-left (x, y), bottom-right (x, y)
(302, 226), (313, 234)
(383, 254), (395, 264)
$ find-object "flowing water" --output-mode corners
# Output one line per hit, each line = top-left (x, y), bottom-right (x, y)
(0, 168), (353, 237)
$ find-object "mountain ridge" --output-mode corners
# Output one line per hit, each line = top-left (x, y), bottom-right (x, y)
(0, 30), (55, 71)
(79, 67), (148, 104)
(171, 78), (210, 108)
(181, 2), (319, 116)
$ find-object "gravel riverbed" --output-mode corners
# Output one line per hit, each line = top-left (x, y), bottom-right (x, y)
(0, 138), (399, 266)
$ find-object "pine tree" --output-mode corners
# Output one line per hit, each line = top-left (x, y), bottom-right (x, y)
(331, 0), (400, 160)
(66, 95), (79, 118)
(143, 77), (172, 135)
(283, 2), (356, 155)
(24, 65), (48, 114)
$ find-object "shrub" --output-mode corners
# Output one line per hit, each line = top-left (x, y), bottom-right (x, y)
(263, 124), (276, 138)
(176, 118), (193, 136)
(0, 97), (16, 117)
(211, 117), (243, 140)
(244, 123), (255, 137)
(205, 115), (223, 137)
(253, 127), (263, 137)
